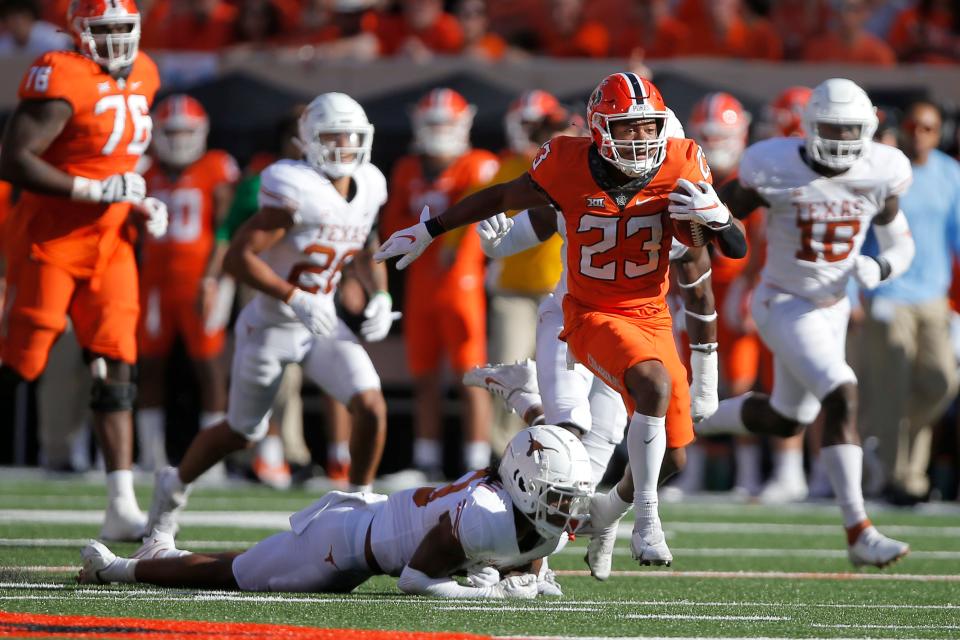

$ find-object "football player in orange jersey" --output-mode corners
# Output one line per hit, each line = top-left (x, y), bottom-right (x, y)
(136, 94), (239, 472)
(380, 88), (500, 479)
(0, 0), (166, 541)
(378, 72), (746, 566)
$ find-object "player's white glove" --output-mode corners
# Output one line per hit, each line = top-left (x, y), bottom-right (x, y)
(374, 205), (435, 270)
(136, 197), (169, 239)
(689, 344), (719, 422)
(852, 255), (883, 290)
(465, 566), (500, 588)
(71, 173), (147, 204)
(490, 573), (538, 599)
(360, 291), (395, 342)
(476, 213), (515, 254)
(668, 179), (731, 229)
(285, 288), (337, 336)
(537, 568), (563, 597)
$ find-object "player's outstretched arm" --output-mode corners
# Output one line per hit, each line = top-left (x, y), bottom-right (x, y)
(223, 207), (295, 300)
(375, 174), (550, 268)
(397, 513), (537, 599)
(673, 247), (719, 422)
(476, 205), (558, 259)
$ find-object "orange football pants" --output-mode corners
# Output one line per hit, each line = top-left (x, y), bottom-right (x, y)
(560, 296), (694, 449)
(139, 285), (224, 360)
(1, 241), (139, 381)
(404, 286), (486, 377)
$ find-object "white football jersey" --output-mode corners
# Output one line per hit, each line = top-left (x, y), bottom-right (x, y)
(740, 138), (912, 303)
(252, 159), (388, 324)
(369, 471), (564, 576)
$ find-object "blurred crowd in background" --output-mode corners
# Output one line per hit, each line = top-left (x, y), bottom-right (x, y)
(1, 0), (960, 509)
(1, 0), (959, 65)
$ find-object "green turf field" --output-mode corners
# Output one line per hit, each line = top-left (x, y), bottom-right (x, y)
(1, 470), (959, 639)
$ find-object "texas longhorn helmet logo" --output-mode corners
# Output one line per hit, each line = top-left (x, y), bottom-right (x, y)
(526, 433), (558, 458)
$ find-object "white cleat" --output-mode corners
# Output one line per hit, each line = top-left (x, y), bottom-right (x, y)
(848, 525), (910, 569)
(631, 527), (673, 567)
(758, 475), (808, 504)
(132, 528), (189, 560)
(78, 540), (117, 584)
(586, 522), (619, 580)
(463, 360), (539, 410)
(145, 466), (191, 536)
(99, 501), (147, 542)
(537, 568), (563, 597)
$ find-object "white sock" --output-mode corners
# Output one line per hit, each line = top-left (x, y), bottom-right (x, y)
(256, 434), (285, 467)
(695, 393), (751, 437)
(821, 444), (869, 529)
(102, 556), (139, 583)
(136, 408), (167, 470)
(349, 483), (373, 493)
(464, 441), (491, 470)
(581, 429), (617, 486)
(592, 484), (632, 528)
(626, 413), (666, 529)
(200, 411), (226, 430)
(508, 391), (543, 422)
(675, 442), (705, 492)
(734, 442), (762, 492)
(330, 441), (351, 465)
(773, 447), (805, 483)
(413, 439), (442, 469)
(106, 469), (136, 505)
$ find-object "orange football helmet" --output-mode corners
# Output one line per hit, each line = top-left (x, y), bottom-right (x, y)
(411, 88), (476, 158)
(68, 0), (140, 72)
(504, 90), (564, 155)
(587, 72), (670, 177)
(152, 94), (209, 168)
(764, 86), (813, 138)
(688, 92), (750, 174)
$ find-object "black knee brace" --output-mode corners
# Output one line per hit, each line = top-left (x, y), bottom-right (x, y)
(87, 357), (137, 412)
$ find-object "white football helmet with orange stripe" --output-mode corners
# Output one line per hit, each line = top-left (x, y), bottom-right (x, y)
(587, 72), (671, 177)
(297, 92), (374, 179)
(69, 0), (141, 72)
(152, 94), (209, 168)
(688, 92), (750, 175)
(504, 90), (563, 155)
(412, 88), (476, 158)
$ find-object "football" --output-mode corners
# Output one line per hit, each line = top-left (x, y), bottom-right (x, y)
(670, 216), (715, 248)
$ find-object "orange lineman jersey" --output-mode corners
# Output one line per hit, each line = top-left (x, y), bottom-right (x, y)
(140, 150), (239, 300)
(528, 135), (712, 312)
(9, 50), (159, 279)
(381, 149), (500, 295)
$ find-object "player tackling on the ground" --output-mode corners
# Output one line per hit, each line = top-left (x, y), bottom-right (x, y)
(80, 425), (592, 599)
(695, 78), (913, 568)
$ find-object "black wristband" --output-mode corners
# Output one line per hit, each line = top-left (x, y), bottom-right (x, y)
(424, 216), (446, 238)
(874, 256), (892, 281)
(716, 223), (747, 260)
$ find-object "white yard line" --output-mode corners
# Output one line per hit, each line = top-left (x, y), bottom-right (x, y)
(553, 569), (960, 582)
(0, 538), (246, 549)
(812, 623), (960, 631)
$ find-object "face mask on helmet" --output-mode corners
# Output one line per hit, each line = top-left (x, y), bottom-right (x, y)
(596, 113), (669, 178)
(297, 93), (374, 179)
(414, 116), (472, 158)
(154, 125), (208, 168)
(72, 3), (141, 72)
(498, 426), (594, 540)
(803, 79), (877, 170)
